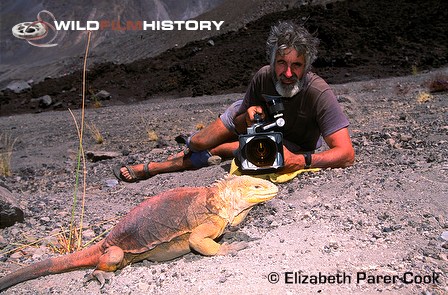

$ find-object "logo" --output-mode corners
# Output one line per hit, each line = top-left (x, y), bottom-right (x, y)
(11, 10), (58, 47)
(12, 10), (225, 48)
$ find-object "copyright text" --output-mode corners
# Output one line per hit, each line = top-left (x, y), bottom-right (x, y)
(266, 271), (442, 285)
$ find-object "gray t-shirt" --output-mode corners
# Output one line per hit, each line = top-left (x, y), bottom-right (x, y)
(237, 65), (349, 152)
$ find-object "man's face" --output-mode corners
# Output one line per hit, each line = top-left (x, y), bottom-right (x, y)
(274, 48), (306, 97)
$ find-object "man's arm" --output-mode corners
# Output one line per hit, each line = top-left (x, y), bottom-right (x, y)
(282, 127), (355, 172)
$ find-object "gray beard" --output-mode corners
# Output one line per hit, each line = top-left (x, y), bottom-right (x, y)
(274, 75), (305, 98)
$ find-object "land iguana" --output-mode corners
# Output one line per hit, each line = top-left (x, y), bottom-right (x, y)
(0, 175), (278, 291)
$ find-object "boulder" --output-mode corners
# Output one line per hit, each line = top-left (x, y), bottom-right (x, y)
(31, 95), (53, 108)
(96, 90), (111, 100)
(38, 95), (53, 108)
(5, 80), (31, 93)
(0, 185), (24, 228)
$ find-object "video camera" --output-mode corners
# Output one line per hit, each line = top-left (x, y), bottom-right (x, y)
(236, 96), (285, 173)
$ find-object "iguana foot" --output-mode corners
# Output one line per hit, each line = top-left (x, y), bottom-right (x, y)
(216, 241), (248, 256)
(84, 270), (114, 288)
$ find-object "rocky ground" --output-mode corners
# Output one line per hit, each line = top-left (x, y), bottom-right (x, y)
(0, 67), (447, 294)
(0, 0), (447, 294)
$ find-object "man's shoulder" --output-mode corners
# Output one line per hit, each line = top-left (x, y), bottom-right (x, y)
(304, 72), (332, 93)
(306, 72), (329, 87)
(250, 65), (275, 94)
(255, 65), (272, 77)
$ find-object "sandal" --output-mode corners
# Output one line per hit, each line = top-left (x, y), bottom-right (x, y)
(113, 162), (151, 183)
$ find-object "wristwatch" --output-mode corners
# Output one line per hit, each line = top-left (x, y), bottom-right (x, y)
(303, 152), (312, 169)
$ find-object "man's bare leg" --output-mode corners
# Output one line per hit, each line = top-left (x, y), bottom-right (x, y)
(209, 142), (239, 158)
(118, 118), (238, 181)
(188, 117), (237, 151)
(118, 141), (238, 180)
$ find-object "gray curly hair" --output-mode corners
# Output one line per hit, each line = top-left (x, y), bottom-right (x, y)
(266, 21), (319, 73)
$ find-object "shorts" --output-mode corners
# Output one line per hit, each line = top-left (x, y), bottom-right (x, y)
(219, 99), (244, 134)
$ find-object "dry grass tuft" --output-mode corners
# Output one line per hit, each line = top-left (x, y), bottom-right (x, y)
(48, 226), (82, 254)
(86, 122), (104, 144)
(92, 98), (102, 108)
(0, 133), (17, 177)
(416, 91), (433, 103)
(88, 87), (102, 108)
(147, 129), (158, 141)
(195, 123), (205, 130)
(140, 115), (159, 142)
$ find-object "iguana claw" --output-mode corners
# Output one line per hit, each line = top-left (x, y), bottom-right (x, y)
(84, 270), (114, 288)
(216, 241), (248, 256)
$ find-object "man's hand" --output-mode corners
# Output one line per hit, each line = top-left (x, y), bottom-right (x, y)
(281, 145), (305, 173)
(245, 106), (265, 126)
(234, 105), (266, 134)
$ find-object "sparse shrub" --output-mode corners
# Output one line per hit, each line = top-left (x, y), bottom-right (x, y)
(140, 116), (159, 142)
(88, 87), (102, 108)
(86, 122), (104, 144)
(416, 91), (432, 103)
(147, 129), (158, 141)
(49, 226), (82, 254)
(0, 133), (17, 177)
(92, 96), (102, 108)
(196, 123), (205, 130)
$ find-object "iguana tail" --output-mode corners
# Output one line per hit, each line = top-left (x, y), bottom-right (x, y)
(0, 240), (104, 291)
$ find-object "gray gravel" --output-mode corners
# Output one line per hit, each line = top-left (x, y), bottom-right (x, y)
(0, 68), (447, 294)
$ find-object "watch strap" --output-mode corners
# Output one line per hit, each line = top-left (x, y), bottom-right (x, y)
(304, 152), (312, 169)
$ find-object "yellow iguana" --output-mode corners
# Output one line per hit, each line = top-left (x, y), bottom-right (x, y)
(0, 175), (278, 291)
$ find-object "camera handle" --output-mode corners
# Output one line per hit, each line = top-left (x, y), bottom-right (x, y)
(253, 115), (285, 133)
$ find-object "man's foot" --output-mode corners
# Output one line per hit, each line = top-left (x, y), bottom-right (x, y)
(167, 151), (184, 160)
(113, 162), (151, 183)
(207, 155), (222, 166)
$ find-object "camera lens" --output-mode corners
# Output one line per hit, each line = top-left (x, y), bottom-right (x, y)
(246, 136), (277, 167)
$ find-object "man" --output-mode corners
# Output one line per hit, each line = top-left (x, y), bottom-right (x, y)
(114, 21), (355, 182)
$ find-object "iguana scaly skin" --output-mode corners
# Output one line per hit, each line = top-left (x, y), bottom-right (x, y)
(0, 175), (278, 291)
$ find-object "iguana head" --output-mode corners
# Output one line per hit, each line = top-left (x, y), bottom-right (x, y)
(213, 175), (278, 223)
